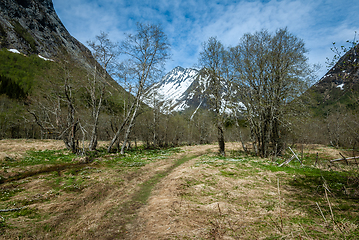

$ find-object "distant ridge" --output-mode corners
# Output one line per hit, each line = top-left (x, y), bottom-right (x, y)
(306, 44), (359, 115)
(145, 66), (245, 114)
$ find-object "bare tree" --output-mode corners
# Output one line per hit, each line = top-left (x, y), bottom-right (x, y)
(231, 28), (314, 157)
(108, 23), (170, 153)
(87, 32), (118, 75)
(87, 32), (118, 151)
(197, 37), (230, 155)
(28, 61), (81, 154)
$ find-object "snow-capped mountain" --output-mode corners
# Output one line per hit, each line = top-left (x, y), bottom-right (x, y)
(146, 66), (246, 115)
(145, 66), (199, 112)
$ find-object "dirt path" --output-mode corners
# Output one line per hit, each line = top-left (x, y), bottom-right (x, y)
(130, 153), (203, 239)
(60, 145), (216, 240)
(0, 140), (218, 239)
(128, 144), (217, 239)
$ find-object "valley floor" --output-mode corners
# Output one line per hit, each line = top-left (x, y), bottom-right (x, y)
(0, 140), (358, 239)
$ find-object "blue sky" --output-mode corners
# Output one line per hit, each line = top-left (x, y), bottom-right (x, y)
(52, 0), (359, 80)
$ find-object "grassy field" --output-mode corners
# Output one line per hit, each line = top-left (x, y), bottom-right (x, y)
(0, 140), (358, 239)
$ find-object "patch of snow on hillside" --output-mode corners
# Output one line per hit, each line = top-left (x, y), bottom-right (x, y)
(8, 49), (21, 54)
(156, 71), (195, 102)
(173, 102), (188, 112)
(38, 55), (54, 61)
(145, 67), (203, 112)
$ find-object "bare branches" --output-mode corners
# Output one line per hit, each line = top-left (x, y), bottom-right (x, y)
(231, 28), (314, 157)
(87, 32), (118, 75)
(87, 33), (119, 151)
(108, 23), (170, 153)
(197, 37), (229, 156)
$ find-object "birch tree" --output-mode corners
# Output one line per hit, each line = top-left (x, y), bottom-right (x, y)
(87, 32), (118, 150)
(197, 37), (230, 156)
(231, 28), (313, 157)
(108, 23), (170, 153)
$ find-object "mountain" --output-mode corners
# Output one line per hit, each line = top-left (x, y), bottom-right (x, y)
(0, 0), (98, 69)
(146, 66), (244, 115)
(0, 0), (126, 139)
(146, 66), (200, 112)
(306, 44), (359, 116)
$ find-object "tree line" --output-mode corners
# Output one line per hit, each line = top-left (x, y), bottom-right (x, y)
(2, 23), (358, 158)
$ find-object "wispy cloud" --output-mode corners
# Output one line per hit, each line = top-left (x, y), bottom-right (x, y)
(53, 0), (359, 79)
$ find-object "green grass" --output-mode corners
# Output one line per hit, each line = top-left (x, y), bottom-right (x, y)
(0, 187), (24, 201)
(193, 151), (359, 239)
(22, 149), (76, 166)
(13, 207), (40, 219)
(0, 149), (79, 184)
(102, 147), (182, 168)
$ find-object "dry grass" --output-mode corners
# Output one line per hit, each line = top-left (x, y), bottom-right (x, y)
(0, 141), (358, 239)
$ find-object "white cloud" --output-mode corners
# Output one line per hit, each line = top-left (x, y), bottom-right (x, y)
(53, 0), (359, 80)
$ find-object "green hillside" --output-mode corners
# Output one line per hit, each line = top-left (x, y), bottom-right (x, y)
(0, 49), (54, 98)
(0, 49), (126, 140)
(306, 81), (359, 117)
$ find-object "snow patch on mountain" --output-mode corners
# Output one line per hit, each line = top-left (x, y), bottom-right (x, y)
(38, 55), (54, 61)
(8, 49), (21, 54)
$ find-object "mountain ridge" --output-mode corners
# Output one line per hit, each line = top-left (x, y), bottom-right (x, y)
(0, 0), (128, 139)
(0, 0), (96, 69)
(146, 66), (244, 115)
(306, 44), (359, 116)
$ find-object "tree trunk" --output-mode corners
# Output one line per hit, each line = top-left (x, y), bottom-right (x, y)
(107, 100), (136, 153)
(218, 124), (225, 156)
(120, 97), (140, 154)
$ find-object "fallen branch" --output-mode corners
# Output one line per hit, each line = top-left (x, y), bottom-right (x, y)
(278, 155), (294, 167)
(289, 147), (302, 165)
(324, 186), (334, 222)
(315, 202), (327, 223)
(330, 155), (359, 163)
(278, 147), (302, 167)
(0, 207), (25, 212)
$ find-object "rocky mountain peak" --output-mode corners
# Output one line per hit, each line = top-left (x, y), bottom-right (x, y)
(172, 66), (185, 72)
(0, 0), (95, 68)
